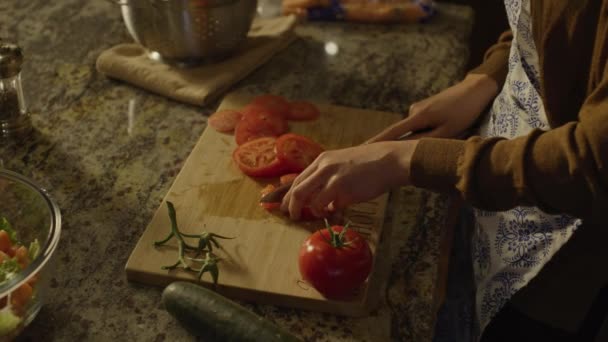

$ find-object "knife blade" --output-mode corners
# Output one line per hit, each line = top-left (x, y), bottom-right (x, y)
(259, 180), (294, 203)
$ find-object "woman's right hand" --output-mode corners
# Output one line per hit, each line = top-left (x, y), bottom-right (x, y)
(366, 74), (500, 143)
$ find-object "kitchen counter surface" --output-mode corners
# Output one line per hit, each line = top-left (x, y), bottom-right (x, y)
(0, 1), (472, 341)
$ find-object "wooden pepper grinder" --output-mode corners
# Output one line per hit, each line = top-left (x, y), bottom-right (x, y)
(0, 41), (31, 140)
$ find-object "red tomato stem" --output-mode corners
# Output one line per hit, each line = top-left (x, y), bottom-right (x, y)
(322, 219), (352, 248)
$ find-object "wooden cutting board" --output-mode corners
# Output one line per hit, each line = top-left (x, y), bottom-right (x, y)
(125, 92), (401, 316)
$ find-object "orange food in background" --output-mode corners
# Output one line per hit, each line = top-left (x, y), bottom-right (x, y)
(0, 251), (9, 263)
(11, 283), (33, 314)
(27, 273), (39, 286)
(15, 246), (28, 269)
(0, 231), (10, 253)
(282, 0), (436, 24)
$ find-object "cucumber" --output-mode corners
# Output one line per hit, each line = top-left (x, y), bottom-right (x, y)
(162, 282), (301, 342)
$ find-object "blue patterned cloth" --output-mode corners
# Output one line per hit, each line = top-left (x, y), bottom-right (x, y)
(434, 1), (582, 341)
(305, 0), (437, 22)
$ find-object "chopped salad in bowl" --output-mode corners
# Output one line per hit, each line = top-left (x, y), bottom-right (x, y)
(0, 170), (61, 339)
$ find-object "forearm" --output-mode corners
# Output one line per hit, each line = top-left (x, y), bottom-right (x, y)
(455, 73), (501, 114)
(410, 102), (608, 220)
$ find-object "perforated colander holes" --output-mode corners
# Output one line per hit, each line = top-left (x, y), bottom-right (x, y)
(205, 16), (220, 50)
(192, 10), (206, 35)
(152, 1), (175, 52)
(213, 19), (223, 48)
(209, 18), (219, 40)
(215, 17), (231, 49)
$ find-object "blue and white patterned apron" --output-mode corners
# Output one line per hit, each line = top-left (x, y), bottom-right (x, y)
(472, 0), (581, 334)
(433, 1), (582, 341)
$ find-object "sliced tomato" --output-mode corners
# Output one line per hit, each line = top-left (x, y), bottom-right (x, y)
(259, 184), (282, 211)
(260, 184), (277, 196)
(276, 133), (324, 172)
(287, 101), (320, 121)
(235, 107), (288, 145)
(251, 94), (290, 118)
(260, 202), (282, 211)
(241, 103), (282, 119)
(208, 109), (243, 133)
(258, 183), (322, 219)
(280, 173), (300, 185)
(241, 105), (288, 130)
(232, 137), (286, 177)
(260, 184), (281, 211)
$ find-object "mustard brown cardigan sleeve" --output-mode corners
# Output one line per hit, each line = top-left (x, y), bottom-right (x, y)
(468, 30), (513, 86)
(410, 22), (608, 220)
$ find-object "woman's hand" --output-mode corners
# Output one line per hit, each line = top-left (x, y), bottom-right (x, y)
(366, 74), (499, 143)
(280, 140), (418, 220)
(279, 74), (498, 220)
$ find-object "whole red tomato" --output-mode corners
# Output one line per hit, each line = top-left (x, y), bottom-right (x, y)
(298, 223), (373, 299)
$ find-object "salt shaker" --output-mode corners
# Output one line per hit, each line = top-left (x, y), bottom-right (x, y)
(0, 41), (31, 140)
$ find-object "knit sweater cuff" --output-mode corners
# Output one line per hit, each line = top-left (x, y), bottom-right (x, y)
(410, 138), (465, 194)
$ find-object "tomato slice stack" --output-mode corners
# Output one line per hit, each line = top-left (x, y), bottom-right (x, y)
(235, 106), (288, 145)
(250, 95), (290, 117)
(286, 101), (320, 121)
(208, 94), (330, 220)
(232, 137), (286, 177)
(276, 133), (324, 173)
(233, 133), (324, 178)
(207, 109), (243, 133)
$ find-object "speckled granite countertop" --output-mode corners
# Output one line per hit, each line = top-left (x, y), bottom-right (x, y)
(0, 1), (472, 341)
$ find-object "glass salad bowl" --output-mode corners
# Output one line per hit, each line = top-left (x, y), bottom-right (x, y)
(0, 169), (61, 339)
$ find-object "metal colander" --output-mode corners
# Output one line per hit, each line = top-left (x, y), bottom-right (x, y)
(117, 0), (258, 66)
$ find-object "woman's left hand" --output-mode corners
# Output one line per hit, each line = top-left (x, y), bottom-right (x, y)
(280, 140), (418, 220)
